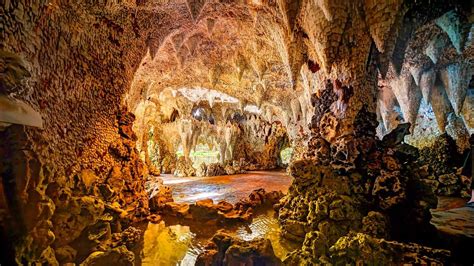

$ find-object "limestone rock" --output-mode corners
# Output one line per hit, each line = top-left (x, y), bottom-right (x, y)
(195, 231), (282, 266)
(174, 156), (196, 177)
(80, 245), (134, 266)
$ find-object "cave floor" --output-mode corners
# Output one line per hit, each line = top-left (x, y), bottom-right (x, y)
(430, 196), (474, 263)
(431, 196), (474, 238)
(161, 170), (293, 204)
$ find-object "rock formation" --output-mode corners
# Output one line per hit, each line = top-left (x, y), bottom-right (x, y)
(1, 0), (473, 264)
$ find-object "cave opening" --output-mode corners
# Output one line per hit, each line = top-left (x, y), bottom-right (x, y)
(1, 1), (474, 265)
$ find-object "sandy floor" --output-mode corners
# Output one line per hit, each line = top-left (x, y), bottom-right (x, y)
(431, 196), (474, 238)
(160, 170), (293, 204)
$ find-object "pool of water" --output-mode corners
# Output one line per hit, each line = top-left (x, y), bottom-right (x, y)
(140, 171), (297, 265)
(140, 209), (298, 265)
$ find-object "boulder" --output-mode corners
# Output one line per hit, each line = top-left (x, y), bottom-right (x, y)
(81, 245), (134, 266)
(196, 231), (282, 266)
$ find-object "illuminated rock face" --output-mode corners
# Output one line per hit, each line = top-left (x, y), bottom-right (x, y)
(0, 0), (473, 265)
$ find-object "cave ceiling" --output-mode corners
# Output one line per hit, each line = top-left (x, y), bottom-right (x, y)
(123, 0), (472, 147)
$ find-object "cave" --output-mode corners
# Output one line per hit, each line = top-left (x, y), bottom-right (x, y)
(1, 0), (473, 265)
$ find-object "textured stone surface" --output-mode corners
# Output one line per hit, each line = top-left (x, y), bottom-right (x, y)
(1, 0), (473, 264)
(196, 231), (282, 266)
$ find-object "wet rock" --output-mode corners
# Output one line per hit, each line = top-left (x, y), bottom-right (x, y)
(146, 214), (162, 224)
(162, 202), (190, 218)
(196, 231), (282, 266)
(280, 220), (307, 242)
(81, 245), (134, 266)
(235, 188), (284, 210)
(216, 200), (233, 213)
(149, 185), (173, 212)
(189, 199), (219, 220)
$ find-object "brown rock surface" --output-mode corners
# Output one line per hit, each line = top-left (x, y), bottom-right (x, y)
(1, 0), (473, 264)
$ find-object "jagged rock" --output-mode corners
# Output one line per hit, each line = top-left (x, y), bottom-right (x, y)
(162, 202), (190, 218)
(196, 231), (282, 266)
(2, 1), (472, 264)
(149, 185), (173, 212)
(417, 134), (469, 197)
(329, 232), (450, 265)
(361, 211), (389, 239)
(372, 170), (407, 210)
(54, 245), (77, 264)
(206, 163), (225, 176)
(189, 199), (220, 220)
(119, 227), (142, 249)
(81, 245), (134, 266)
(78, 170), (98, 190)
(381, 123), (411, 147)
(196, 162), (207, 177)
(52, 196), (105, 246)
(173, 156), (196, 177)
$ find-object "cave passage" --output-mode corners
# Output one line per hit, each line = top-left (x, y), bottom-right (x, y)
(1, 0), (474, 265)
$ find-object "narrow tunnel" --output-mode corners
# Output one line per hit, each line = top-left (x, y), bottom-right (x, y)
(1, 0), (473, 265)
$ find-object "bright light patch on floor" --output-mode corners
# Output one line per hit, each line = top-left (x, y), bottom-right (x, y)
(163, 178), (194, 185)
(185, 192), (222, 201)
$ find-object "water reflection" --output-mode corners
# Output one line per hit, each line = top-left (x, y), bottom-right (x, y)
(141, 209), (298, 265)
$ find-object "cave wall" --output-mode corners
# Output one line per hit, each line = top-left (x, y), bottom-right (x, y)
(0, 1), (165, 264)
